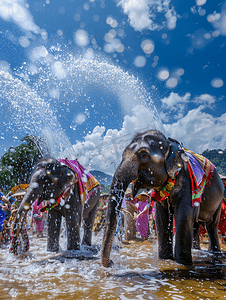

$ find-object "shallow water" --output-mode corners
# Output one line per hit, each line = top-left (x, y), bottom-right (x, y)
(0, 231), (226, 300)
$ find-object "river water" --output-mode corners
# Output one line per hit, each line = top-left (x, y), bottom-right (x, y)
(0, 229), (226, 300)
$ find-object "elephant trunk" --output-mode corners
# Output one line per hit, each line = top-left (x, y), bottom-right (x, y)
(11, 183), (43, 253)
(101, 193), (120, 267)
(101, 156), (138, 267)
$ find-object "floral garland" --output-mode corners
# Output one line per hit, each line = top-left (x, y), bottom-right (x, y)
(41, 187), (70, 212)
(151, 178), (176, 202)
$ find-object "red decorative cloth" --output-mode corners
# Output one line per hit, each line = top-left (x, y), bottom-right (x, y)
(184, 149), (215, 207)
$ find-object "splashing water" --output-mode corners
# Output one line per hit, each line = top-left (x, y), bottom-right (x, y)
(0, 70), (74, 158)
(0, 49), (163, 158)
(0, 229), (225, 299)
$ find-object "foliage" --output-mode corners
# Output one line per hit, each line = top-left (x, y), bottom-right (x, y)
(201, 149), (226, 176)
(0, 136), (41, 193)
(100, 184), (111, 194)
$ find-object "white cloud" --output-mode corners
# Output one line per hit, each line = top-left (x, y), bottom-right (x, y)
(161, 92), (191, 110)
(205, 2), (226, 37)
(72, 104), (161, 174)
(193, 94), (216, 107)
(0, 0), (40, 33)
(72, 103), (226, 175)
(164, 106), (226, 153)
(117, 0), (177, 31)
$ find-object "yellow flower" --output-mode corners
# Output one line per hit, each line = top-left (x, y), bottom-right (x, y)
(160, 191), (165, 198)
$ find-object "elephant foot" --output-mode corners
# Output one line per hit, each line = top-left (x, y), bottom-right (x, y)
(67, 244), (80, 251)
(209, 248), (221, 254)
(81, 232), (92, 247)
(82, 244), (100, 254)
(158, 246), (173, 260)
(208, 243), (221, 253)
(47, 245), (59, 252)
(81, 240), (92, 248)
(159, 253), (174, 260)
(175, 258), (193, 266)
(102, 259), (114, 268)
(175, 254), (192, 266)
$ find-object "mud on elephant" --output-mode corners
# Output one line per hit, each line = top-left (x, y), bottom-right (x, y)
(101, 130), (223, 267)
(11, 158), (100, 254)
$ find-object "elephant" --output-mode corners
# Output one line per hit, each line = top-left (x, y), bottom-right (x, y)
(11, 158), (100, 254)
(101, 130), (224, 267)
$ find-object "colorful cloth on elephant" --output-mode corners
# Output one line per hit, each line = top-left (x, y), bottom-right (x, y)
(60, 159), (99, 204)
(184, 149), (215, 207)
(136, 200), (149, 238)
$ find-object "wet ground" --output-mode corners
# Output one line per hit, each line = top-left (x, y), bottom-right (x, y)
(0, 231), (225, 300)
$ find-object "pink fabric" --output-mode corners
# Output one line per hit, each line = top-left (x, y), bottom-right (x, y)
(60, 158), (99, 204)
(32, 199), (44, 232)
(136, 200), (149, 238)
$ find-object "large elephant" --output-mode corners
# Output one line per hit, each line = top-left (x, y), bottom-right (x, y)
(11, 158), (100, 254)
(101, 130), (223, 267)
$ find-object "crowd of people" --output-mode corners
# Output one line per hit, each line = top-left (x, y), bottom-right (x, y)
(93, 182), (226, 245)
(93, 188), (155, 242)
(0, 185), (47, 248)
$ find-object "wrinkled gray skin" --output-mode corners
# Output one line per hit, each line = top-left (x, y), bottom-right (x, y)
(101, 130), (223, 267)
(12, 158), (100, 254)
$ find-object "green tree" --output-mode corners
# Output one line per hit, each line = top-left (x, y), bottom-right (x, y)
(201, 149), (226, 176)
(100, 184), (111, 194)
(0, 136), (41, 192)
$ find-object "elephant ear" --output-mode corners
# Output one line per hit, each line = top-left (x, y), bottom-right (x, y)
(165, 138), (185, 179)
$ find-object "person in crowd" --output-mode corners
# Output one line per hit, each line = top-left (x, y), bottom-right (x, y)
(4, 196), (15, 222)
(0, 192), (8, 247)
(127, 191), (151, 240)
(1, 196), (15, 244)
(219, 176), (226, 244)
(93, 193), (108, 235)
(9, 187), (29, 252)
(121, 188), (137, 240)
(32, 199), (44, 238)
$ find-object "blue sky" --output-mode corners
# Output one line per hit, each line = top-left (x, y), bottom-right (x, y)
(0, 0), (225, 174)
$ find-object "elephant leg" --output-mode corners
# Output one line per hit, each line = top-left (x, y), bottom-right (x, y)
(174, 200), (194, 265)
(64, 193), (82, 251)
(155, 201), (174, 260)
(82, 187), (100, 246)
(47, 208), (62, 252)
(192, 222), (201, 250)
(206, 203), (221, 252)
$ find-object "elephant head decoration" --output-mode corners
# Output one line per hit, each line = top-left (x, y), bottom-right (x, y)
(11, 158), (100, 254)
(101, 130), (224, 267)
